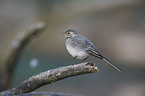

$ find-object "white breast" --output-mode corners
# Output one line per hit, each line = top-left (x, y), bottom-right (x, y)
(66, 44), (89, 60)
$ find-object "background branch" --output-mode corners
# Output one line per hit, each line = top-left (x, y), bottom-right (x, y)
(0, 22), (47, 91)
(13, 92), (82, 96)
(0, 61), (98, 95)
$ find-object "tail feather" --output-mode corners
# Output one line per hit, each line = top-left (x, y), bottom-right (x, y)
(87, 48), (122, 73)
(103, 57), (122, 73)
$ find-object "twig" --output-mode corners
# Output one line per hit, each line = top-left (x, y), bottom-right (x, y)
(0, 22), (47, 91)
(0, 61), (98, 95)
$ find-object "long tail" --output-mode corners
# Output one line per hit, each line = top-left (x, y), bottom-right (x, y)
(102, 57), (122, 73)
(88, 48), (122, 73)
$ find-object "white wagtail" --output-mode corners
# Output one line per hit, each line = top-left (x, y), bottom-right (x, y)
(61, 29), (122, 72)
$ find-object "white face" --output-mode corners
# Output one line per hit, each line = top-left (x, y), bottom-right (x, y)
(65, 31), (75, 38)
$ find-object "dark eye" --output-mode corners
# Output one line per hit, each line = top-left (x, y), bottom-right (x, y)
(67, 32), (70, 34)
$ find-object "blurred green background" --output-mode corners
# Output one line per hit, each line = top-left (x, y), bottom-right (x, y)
(0, 0), (145, 96)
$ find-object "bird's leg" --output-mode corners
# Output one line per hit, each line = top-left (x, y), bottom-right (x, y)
(82, 58), (87, 62)
(73, 56), (77, 60)
(73, 56), (80, 64)
(73, 56), (88, 63)
(81, 56), (89, 63)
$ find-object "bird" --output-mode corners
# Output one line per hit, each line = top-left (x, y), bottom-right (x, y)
(61, 29), (122, 72)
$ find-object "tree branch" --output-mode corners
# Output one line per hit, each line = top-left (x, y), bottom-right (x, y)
(0, 22), (47, 91)
(11, 92), (82, 96)
(0, 61), (98, 95)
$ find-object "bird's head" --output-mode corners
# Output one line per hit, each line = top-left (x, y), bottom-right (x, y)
(61, 29), (79, 38)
